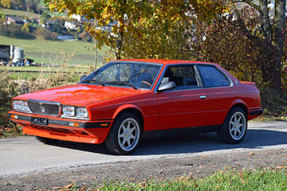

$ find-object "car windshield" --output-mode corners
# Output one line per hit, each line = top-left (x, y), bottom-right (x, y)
(81, 62), (162, 89)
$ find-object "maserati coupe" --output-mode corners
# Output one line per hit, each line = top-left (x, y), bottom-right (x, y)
(9, 59), (262, 154)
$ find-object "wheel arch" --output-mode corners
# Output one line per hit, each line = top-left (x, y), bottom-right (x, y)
(112, 104), (144, 130)
(228, 99), (248, 117)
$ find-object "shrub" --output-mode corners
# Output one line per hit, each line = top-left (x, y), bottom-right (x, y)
(0, 22), (34, 39)
(0, 70), (20, 137)
(35, 28), (57, 40)
(0, 69), (78, 137)
(78, 31), (91, 42)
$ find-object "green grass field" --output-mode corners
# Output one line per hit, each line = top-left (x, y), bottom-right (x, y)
(0, 8), (41, 19)
(0, 66), (89, 72)
(0, 35), (108, 66)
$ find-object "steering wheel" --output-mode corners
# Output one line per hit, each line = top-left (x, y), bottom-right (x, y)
(130, 73), (153, 88)
(141, 80), (152, 87)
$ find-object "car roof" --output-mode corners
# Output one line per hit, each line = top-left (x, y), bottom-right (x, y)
(116, 59), (217, 66)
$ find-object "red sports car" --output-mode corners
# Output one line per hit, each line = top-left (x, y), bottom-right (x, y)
(9, 59), (262, 154)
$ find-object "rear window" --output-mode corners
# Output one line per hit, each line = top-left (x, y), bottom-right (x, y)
(197, 65), (230, 87)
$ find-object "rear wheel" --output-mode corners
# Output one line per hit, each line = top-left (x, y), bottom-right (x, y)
(217, 107), (247, 144)
(105, 112), (142, 155)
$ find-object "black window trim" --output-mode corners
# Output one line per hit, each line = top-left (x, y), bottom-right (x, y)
(196, 64), (234, 89)
(155, 63), (234, 93)
(155, 63), (203, 93)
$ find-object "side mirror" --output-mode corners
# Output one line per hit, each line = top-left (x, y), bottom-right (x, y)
(158, 81), (176, 92)
(80, 75), (87, 81)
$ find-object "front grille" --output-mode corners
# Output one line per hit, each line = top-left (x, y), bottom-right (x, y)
(28, 100), (60, 116)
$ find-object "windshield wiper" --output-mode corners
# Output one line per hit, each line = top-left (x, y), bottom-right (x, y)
(89, 80), (105, 86)
(123, 82), (137, 89)
(106, 81), (137, 89)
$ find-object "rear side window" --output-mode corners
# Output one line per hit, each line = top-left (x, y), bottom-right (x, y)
(197, 65), (230, 87)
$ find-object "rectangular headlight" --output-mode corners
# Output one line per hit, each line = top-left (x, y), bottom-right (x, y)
(61, 105), (88, 119)
(62, 105), (75, 117)
(76, 107), (88, 118)
(13, 100), (32, 113)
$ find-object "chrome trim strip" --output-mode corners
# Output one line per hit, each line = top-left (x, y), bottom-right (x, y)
(28, 99), (61, 105)
(200, 95), (207, 99)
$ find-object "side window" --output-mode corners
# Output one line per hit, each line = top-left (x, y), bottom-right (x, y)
(161, 65), (199, 90)
(197, 65), (230, 87)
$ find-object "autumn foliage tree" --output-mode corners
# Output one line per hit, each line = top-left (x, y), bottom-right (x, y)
(234, 0), (286, 91)
(46, 0), (230, 60)
(189, 5), (287, 115)
(191, 7), (266, 85)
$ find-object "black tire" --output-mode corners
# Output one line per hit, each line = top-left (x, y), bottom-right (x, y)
(35, 136), (58, 145)
(217, 107), (247, 144)
(105, 112), (142, 155)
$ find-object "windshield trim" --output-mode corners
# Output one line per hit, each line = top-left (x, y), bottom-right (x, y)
(79, 61), (163, 90)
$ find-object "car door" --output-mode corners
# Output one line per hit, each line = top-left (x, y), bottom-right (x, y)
(156, 64), (208, 130)
(196, 64), (235, 126)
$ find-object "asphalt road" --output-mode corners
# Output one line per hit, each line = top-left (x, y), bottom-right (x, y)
(1, 121), (287, 177)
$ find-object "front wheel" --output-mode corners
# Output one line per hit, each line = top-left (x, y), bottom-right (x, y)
(217, 107), (247, 144)
(105, 112), (142, 155)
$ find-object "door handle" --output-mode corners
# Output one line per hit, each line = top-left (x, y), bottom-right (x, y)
(200, 95), (207, 99)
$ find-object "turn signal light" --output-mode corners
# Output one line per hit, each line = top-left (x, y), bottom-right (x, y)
(100, 123), (109, 127)
(11, 115), (18, 119)
(68, 122), (80, 127)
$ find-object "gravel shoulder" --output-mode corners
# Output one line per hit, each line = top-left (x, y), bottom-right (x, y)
(1, 148), (287, 190)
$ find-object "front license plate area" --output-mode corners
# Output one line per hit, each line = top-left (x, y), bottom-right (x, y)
(31, 117), (48, 125)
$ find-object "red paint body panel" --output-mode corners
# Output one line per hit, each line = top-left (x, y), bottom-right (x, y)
(9, 59), (262, 144)
(157, 89), (208, 130)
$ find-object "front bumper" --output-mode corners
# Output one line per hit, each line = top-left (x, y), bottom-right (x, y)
(8, 111), (112, 144)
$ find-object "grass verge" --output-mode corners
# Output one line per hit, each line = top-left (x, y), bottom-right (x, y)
(60, 168), (287, 190)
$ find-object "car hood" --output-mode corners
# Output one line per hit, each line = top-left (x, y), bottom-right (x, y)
(15, 84), (145, 106)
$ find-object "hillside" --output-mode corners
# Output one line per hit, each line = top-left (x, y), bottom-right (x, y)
(0, 8), (41, 18)
(0, 1), (108, 66)
(0, 35), (107, 66)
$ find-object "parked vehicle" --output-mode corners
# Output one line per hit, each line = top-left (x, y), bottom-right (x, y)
(9, 59), (262, 154)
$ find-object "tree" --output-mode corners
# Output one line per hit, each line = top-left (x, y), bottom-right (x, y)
(46, 0), (231, 59)
(40, 11), (51, 25)
(21, 22), (30, 32)
(1, 0), (12, 8)
(190, 8), (267, 85)
(235, 0), (286, 91)
(12, 0), (26, 10)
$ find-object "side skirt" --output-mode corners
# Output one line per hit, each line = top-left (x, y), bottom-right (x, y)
(142, 125), (222, 140)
